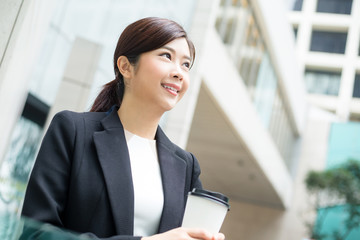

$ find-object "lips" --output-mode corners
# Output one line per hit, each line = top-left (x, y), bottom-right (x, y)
(161, 83), (180, 96)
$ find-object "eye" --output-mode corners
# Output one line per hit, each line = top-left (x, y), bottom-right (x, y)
(160, 52), (171, 60)
(183, 62), (190, 69)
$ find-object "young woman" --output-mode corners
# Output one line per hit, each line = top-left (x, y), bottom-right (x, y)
(21, 17), (225, 240)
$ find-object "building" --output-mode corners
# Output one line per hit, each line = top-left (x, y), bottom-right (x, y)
(289, 0), (360, 239)
(0, 0), (310, 239)
(290, 0), (360, 121)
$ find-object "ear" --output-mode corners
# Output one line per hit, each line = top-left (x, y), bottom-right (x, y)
(117, 56), (133, 79)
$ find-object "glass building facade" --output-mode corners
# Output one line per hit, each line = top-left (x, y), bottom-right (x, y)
(28, 0), (196, 107)
(353, 74), (360, 98)
(305, 69), (341, 96)
(216, 0), (297, 172)
(290, 0), (360, 238)
(292, 0), (303, 11)
(290, 0), (360, 117)
(316, 0), (353, 15)
(310, 31), (348, 54)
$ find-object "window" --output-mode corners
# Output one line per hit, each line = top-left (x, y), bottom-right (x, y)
(292, 0), (303, 11)
(22, 92), (50, 127)
(293, 27), (298, 40)
(305, 70), (341, 96)
(353, 74), (360, 98)
(216, 0), (242, 45)
(238, 15), (265, 100)
(310, 31), (347, 54)
(350, 113), (360, 122)
(268, 89), (297, 173)
(316, 0), (352, 14)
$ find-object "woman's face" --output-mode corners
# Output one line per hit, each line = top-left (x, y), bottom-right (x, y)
(124, 37), (191, 112)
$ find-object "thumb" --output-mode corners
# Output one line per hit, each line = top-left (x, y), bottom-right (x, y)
(213, 232), (225, 240)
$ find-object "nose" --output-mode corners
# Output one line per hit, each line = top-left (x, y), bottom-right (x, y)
(170, 65), (184, 80)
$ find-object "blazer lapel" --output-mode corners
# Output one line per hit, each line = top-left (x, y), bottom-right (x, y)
(93, 108), (188, 235)
(156, 128), (187, 233)
(93, 109), (134, 235)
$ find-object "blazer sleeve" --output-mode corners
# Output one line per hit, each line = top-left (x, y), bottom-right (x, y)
(21, 112), (142, 240)
(190, 152), (202, 190)
(22, 111), (75, 226)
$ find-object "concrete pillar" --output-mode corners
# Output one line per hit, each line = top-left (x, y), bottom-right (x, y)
(336, 0), (360, 120)
(295, 0), (317, 75)
(0, 0), (55, 165)
(0, 0), (23, 68)
(45, 37), (102, 127)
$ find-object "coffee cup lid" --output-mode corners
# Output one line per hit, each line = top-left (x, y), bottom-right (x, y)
(189, 188), (230, 209)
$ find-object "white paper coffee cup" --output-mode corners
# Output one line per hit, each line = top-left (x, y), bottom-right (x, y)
(181, 188), (230, 233)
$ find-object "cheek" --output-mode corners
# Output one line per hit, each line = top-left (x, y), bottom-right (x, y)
(180, 77), (190, 96)
(136, 57), (162, 80)
(145, 63), (166, 82)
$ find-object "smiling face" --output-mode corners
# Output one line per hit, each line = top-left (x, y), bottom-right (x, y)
(120, 37), (191, 113)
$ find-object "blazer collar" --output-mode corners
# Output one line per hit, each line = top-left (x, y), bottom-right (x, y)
(155, 127), (187, 233)
(93, 108), (134, 235)
(94, 107), (187, 235)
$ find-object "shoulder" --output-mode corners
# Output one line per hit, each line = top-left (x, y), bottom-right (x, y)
(52, 110), (107, 122)
(50, 110), (107, 127)
(47, 110), (108, 137)
(173, 143), (196, 162)
(156, 127), (197, 163)
(159, 134), (201, 179)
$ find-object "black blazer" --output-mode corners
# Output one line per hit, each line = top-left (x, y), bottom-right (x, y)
(21, 107), (202, 240)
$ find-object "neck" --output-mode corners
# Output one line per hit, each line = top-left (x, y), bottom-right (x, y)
(117, 98), (163, 140)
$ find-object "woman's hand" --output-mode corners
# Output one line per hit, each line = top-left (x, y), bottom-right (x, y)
(141, 227), (225, 240)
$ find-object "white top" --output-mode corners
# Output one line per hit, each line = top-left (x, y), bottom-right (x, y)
(124, 129), (164, 237)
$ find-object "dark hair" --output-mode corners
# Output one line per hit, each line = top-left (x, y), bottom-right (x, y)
(90, 17), (195, 112)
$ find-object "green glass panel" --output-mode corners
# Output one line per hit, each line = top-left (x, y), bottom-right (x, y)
(315, 122), (360, 240)
(0, 211), (89, 240)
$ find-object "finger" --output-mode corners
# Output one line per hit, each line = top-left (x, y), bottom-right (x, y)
(184, 228), (213, 240)
(213, 233), (225, 240)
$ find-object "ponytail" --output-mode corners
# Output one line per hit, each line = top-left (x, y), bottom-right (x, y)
(90, 77), (124, 112)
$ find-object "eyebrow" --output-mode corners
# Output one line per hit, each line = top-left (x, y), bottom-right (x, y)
(162, 46), (191, 61)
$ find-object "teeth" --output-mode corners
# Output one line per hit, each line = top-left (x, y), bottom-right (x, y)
(162, 85), (178, 92)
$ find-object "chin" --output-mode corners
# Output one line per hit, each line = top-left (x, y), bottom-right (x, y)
(159, 97), (182, 112)
(161, 102), (177, 112)
(163, 105), (175, 112)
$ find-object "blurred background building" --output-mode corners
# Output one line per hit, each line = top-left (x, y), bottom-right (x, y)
(289, 0), (360, 239)
(3, 0), (358, 239)
(290, 0), (360, 122)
